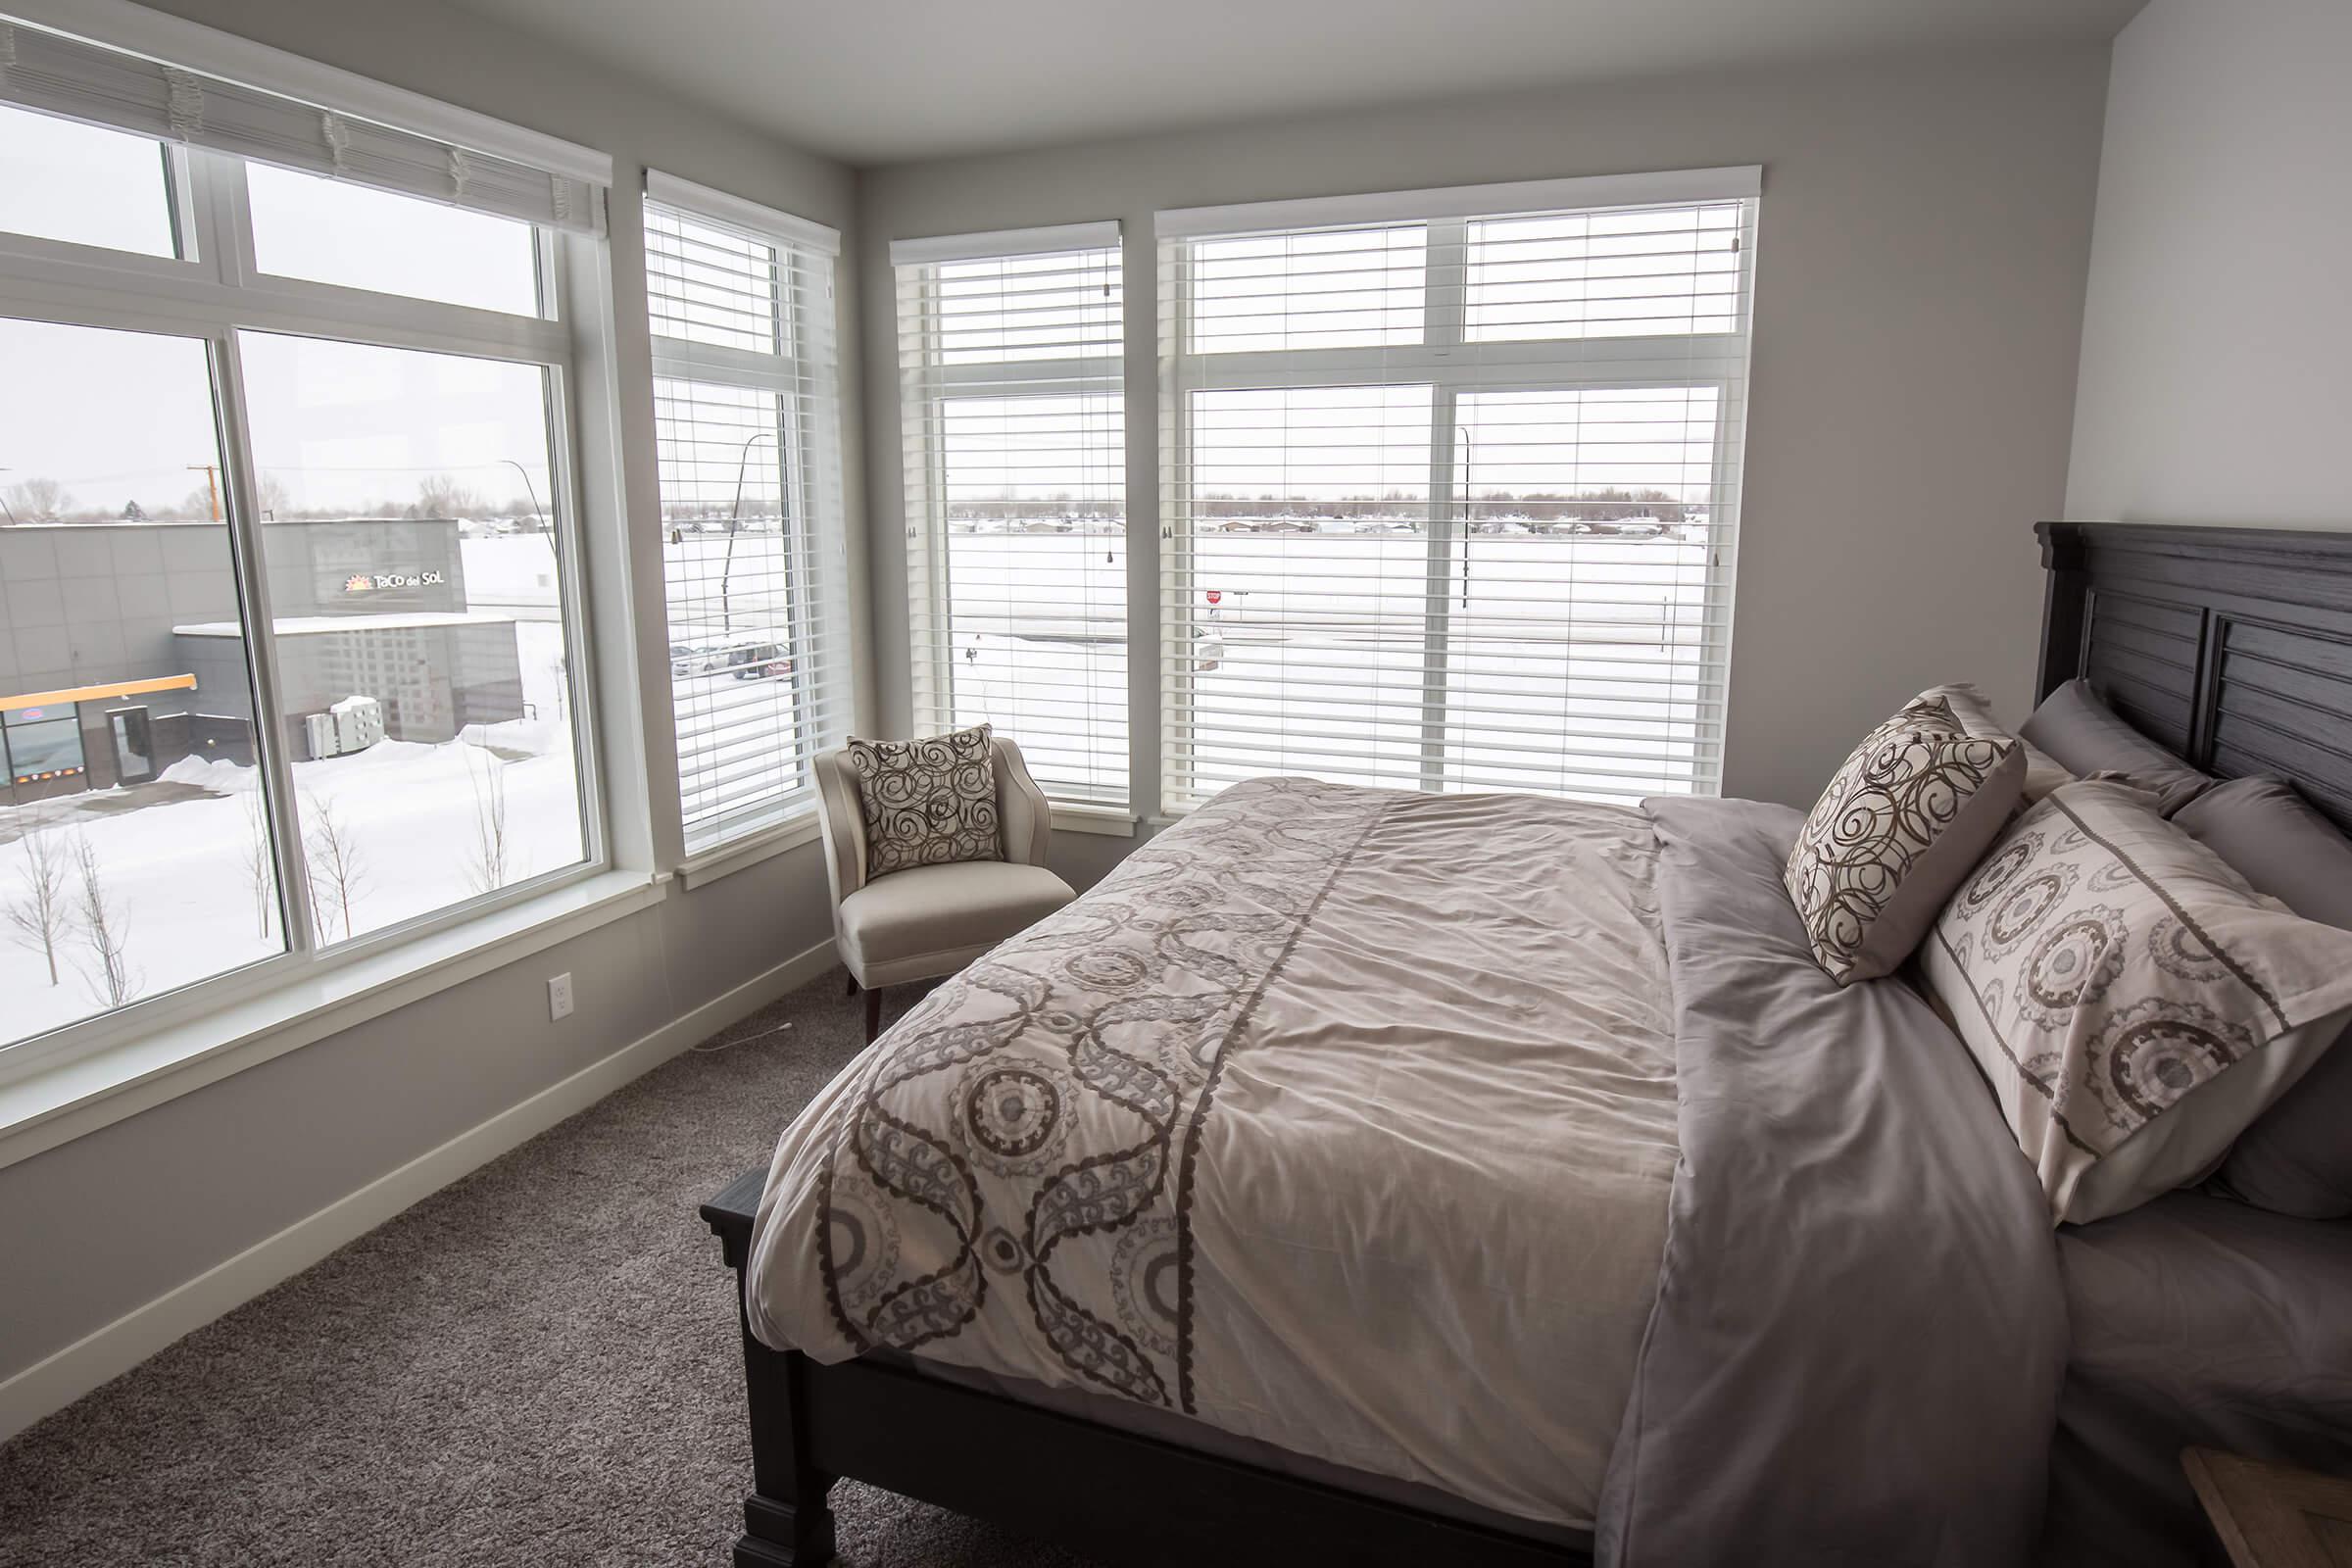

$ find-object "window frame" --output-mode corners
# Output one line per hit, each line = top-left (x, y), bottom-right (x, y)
(893, 220), (1130, 813)
(1155, 172), (1758, 813)
(643, 171), (850, 865)
(0, 133), (612, 1086)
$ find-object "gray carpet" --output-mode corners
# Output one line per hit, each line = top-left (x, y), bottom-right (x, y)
(0, 971), (1102, 1567)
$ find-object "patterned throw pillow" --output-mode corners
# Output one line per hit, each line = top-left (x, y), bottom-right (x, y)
(845, 724), (1003, 879)
(1919, 778), (2352, 1224)
(1785, 693), (2026, 984)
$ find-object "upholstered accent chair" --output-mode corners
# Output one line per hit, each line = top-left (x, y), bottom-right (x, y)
(813, 734), (1075, 1042)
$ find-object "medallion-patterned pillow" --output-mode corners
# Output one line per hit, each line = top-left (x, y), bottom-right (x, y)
(1785, 693), (2026, 984)
(846, 724), (1003, 879)
(1919, 778), (2352, 1224)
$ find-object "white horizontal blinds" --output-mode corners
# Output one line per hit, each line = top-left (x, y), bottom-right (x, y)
(0, 16), (605, 231)
(647, 184), (851, 853)
(1159, 171), (1757, 811)
(895, 224), (1127, 808)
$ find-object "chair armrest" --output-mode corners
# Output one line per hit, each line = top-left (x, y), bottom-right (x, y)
(993, 737), (1053, 867)
(811, 748), (868, 904)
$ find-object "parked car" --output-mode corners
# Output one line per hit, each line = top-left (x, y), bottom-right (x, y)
(723, 641), (795, 680)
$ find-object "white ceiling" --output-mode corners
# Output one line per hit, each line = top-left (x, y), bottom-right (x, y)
(441, 0), (2145, 167)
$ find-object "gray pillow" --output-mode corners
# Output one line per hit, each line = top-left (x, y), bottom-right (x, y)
(2177, 776), (2352, 1218)
(845, 724), (1003, 879)
(2019, 678), (2213, 815)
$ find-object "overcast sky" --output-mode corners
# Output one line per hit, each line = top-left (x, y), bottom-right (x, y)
(1, 106), (550, 520)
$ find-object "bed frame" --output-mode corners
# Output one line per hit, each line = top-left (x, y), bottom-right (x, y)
(702, 519), (2352, 1568)
(699, 1164), (1583, 1567)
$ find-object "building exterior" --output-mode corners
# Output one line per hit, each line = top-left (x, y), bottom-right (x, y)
(0, 517), (523, 804)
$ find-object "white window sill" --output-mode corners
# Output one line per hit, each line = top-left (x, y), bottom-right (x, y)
(676, 812), (823, 890)
(1054, 804), (1139, 838)
(0, 867), (666, 1173)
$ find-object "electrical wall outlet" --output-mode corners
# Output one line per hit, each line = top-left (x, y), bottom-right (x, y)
(548, 972), (574, 1021)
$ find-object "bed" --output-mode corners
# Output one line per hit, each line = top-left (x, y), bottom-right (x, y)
(701, 519), (2352, 1567)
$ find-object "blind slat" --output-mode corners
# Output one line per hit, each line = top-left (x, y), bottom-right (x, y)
(0, 17), (606, 232)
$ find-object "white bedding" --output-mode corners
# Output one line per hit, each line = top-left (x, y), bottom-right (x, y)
(745, 779), (1679, 1527)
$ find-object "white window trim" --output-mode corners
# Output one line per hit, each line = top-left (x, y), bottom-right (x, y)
(0, 867), (665, 1172)
(646, 170), (839, 256)
(0, 59), (637, 1119)
(644, 172), (851, 861)
(1153, 171), (1759, 812)
(674, 810), (821, 891)
(889, 220), (1119, 267)
(1155, 166), (1761, 238)
(896, 220), (1132, 811)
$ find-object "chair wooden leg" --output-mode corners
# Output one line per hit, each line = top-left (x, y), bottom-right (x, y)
(862, 984), (882, 1044)
(844, 971), (858, 999)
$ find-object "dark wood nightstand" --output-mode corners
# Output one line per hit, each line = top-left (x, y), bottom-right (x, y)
(2183, 1447), (2352, 1568)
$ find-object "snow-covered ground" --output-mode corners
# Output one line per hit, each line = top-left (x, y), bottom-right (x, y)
(1, 621), (583, 1049)
(927, 529), (1717, 802)
(3, 528), (1712, 1048)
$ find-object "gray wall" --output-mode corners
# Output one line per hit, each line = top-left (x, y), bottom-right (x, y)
(2064, 0), (2352, 528)
(858, 43), (2111, 815)
(0, 0), (861, 1392)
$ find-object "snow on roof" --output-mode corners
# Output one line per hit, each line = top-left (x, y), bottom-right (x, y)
(172, 611), (519, 637)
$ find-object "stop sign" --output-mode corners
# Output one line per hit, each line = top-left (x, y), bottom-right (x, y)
(1205, 590), (1222, 605)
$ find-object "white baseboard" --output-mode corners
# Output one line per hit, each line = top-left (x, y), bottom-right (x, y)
(0, 937), (837, 1445)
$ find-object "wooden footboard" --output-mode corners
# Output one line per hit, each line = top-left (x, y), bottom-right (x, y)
(702, 1165), (1589, 1568)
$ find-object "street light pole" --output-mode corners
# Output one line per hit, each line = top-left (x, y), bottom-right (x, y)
(721, 429), (775, 636)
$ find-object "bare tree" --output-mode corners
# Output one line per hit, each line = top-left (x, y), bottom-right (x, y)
(4, 476), (74, 522)
(463, 742), (512, 896)
(304, 794), (367, 944)
(3, 808), (71, 985)
(412, 473), (483, 520)
(242, 784), (276, 940)
(68, 831), (138, 1008)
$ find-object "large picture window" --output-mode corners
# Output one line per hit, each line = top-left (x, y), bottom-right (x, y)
(644, 173), (850, 856)
(1157, 172), (1756, 810)
(0, 19), (607, 1061)
(894, 224), (1127, 810)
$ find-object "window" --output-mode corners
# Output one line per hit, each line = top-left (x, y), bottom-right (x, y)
(244, 164), (542, 316)
(1157, 172), (1756, 810)
(0, 18), (609, 1063)
(894, 224), (1126, 808)
(644, 172), (850, 856)
(0, 102), (179, 258)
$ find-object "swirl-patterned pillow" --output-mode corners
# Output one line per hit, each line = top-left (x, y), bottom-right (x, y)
(1919, 778), (2352, 1223)
(1785, 693), (2026, 984)
(846, 724), (1003, 879)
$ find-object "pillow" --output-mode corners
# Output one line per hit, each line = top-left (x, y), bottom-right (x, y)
(1919, 777), (2352, 1224)
(2174, 776), (2352, 1217)
(844, 723), (1003, 879)
(2019, 678), (2213, 814)
(1785, 692), (2026, 984)
(1918, 682), (2075, 802)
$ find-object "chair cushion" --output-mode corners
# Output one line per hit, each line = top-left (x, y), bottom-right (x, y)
(845, 724), (1003, 879)
(838, 860), (1075, 986)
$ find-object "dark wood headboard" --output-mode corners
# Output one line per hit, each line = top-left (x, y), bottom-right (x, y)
(2037, 520), (2352, 830)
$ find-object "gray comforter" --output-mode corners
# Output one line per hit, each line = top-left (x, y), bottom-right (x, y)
(747, 782), (2073, 1564)
(1598, 797), (2069, 1565)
